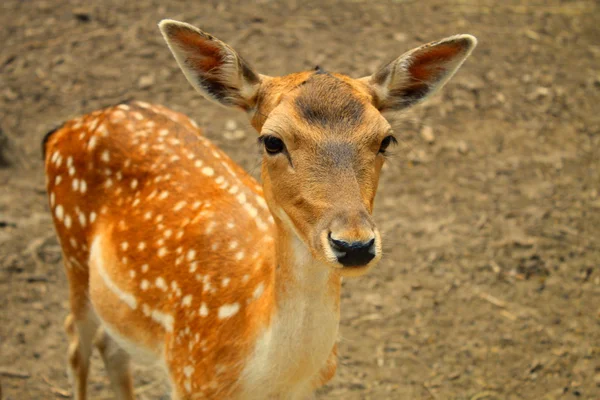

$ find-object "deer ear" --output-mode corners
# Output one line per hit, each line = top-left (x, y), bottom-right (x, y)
(362, 35), (477, 111)
(159, 19), (263, 111)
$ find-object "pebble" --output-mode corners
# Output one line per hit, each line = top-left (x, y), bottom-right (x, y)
(420, 125), (435, 144)
(225, 120), (237, 131)
(224, 130), (246, 141)
(138, 74), (155, 90)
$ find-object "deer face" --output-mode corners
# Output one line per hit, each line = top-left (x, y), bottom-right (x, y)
(254, 72), (391, 272)
(159, 20), (476, 274)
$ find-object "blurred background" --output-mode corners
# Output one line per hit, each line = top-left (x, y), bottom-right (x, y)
(1, 0), (599, 399)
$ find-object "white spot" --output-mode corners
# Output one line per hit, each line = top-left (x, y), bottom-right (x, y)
(227, 222), (235, 229)
(70, 238), (78, 248)
(218, 303), (240, 319)
(189, 262), (198, 273)
(141, 280), (150, 290)
(68, 167), (76, 177)
(199, 303), (209, 317)
(187, 249), (196, 261)
(173, 201), (186, 212)
(117, 104), (130, 111)
(64, 214), (72, 229)
(158, 247), (168, 258)
(138, 241), (146, 251)
(253, 282), (265, 300)
(67, 156), (73, 167)
(194, 160), (203, 168)
(97, 124), (108, 137)
(89, 211), (97, 224)
(229, 241), (238, 250)
(121, 242), (129, 251)
(79, 180), (87, 193)
(164, 229), (173, 238)
(155, 277), (168, 291)
(182, 295), (193, 307)
(50, 192), (55, 207)
(242, 274), (250, 284)
(205, 221), (216, 235)
(222, 277), (230, 288)
(55, 175), (62, 185)
(201, 167), (214, 177)
(158, 191), (169, 200)
(71, 179), (79, 191)
(132, 198), (140, 207)
(244, 203), (258, 218)
(184, 365), (195, 378)
(101, 150), (110, 163)
(132, 112), (144, 121)
(235, 251), (245, 261)
(151, 309), (174, 332)
(141, 264), (149, 273)
(159, 128), (169, 136)
(228, 185), (239, 195)
(78, 212), (86, 227)
(184, 380), (192, 393)
(215, 176), (225, 184)
(116, 171), (123, 181)
(88, 136), (97, 150)
(130, 179), (138, 189)
(256, 196), (267, 209)
(144, 211), (152, 220)
(105, 178), (113, 188)
(129, 269), (135, 278)
(236, 192), (246, 204)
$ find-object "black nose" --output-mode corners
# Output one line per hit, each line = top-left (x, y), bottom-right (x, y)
(328, 235), (376, 267)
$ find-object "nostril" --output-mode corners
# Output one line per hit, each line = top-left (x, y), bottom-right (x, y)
(329, 236), (374, 252)
(328, 233), (376, 267)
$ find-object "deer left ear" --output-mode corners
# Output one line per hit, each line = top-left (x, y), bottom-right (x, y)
(159, 19), (263, 111)
(361, 34), (477, 112)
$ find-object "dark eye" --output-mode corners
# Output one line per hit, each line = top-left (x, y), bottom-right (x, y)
(262, 135), (285, 155)
(379, 135), (397, 154)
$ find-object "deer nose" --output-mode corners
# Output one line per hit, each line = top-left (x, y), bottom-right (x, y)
(328, 234), (376, 267)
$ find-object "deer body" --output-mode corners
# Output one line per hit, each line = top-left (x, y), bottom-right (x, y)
(45, 19), (476, 399)
(45, 102), (341, 399)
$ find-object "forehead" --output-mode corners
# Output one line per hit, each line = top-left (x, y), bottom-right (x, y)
(293, 72), (367, 131)
(260, 71), (388, 138)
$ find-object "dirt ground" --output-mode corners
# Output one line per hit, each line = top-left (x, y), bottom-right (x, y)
(1, 0), (600, 399)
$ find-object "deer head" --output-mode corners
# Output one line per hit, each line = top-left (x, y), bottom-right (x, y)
(159, 20), (476, 275)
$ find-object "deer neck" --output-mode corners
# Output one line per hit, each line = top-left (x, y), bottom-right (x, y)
(242, 218), (341, 392)
(272, 220), (341, 314)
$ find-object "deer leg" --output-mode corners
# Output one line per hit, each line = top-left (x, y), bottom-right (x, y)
(94, 327), (135, 400)
(64, 311), (98, 400)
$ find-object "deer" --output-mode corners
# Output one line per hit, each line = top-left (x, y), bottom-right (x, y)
(43, 19), (476, 400)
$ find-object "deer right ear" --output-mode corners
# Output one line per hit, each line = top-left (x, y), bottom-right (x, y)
(361, 35), (477, 112)
(159, 20), (263, 111)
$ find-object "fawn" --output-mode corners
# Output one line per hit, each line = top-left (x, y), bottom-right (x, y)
(44, 19), (476, 400)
